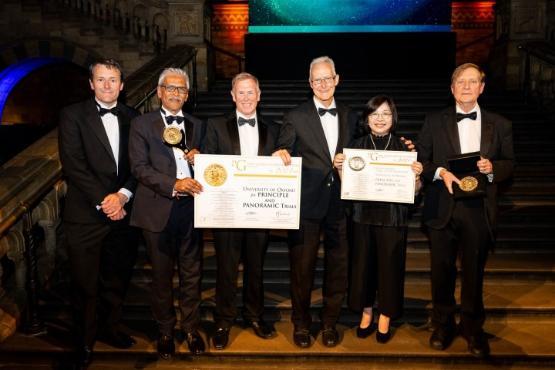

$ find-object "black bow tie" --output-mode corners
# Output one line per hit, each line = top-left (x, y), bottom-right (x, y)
(165, 115), (185, 125)
(318, 107), (337, 116)
(456, 111), (477, 122)
(238, 117), (256, 126)
(98, 106), (119, 117)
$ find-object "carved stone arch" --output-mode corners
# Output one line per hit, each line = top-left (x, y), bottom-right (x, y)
(0, 37), (103, 72)
(153, 12), (169, 31)
(133, 3), (147, 19)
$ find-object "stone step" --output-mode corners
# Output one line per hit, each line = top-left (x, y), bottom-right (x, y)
(1, 317), (554, 362)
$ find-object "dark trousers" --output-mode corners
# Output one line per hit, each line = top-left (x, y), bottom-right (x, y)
(288, 216), (348, 329)
(348, 223), (407, 319)
(65, 220), (138, 347)
(429, 199), (490, 336)
(142, 197), (201, 335)
(213, 229), (268, 328)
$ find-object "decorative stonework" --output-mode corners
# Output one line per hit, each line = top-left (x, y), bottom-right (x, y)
(510, 0), (547, 39)
(452, 1), (496, 29)
(174, 6), (202, 36)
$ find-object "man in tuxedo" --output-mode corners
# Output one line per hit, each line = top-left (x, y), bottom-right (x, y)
(203, 72), (279, 349)
(273, 56), (358, 348)
(417, 63), (514, 358)
(129, 68), (205, 358)
(59, 58), (139, 368)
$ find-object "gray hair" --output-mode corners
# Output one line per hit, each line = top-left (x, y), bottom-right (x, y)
(231, 72), (260, 92)
(309, 56), (336, 81)
(158, 67), (190, 89)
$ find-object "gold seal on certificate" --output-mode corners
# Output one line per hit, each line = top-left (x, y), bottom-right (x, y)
(204, 163), (227, 186)
(459, 176), (478, 192)
(163, 126), (182, 145)
(348, 156), (365, 171)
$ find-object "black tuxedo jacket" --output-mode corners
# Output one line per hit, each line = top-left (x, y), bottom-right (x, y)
(203, 111), (280, 156)
(129, 110), (204, 232)
(277, 99), (358, 219)
(417, 106), (514, 239)
(59, 98), (139, 224)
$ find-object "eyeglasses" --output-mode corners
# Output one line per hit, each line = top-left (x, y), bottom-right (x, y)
(311, 76), (336, 86)
(369, 112), (393, 119)
(161, 85), (188, 94)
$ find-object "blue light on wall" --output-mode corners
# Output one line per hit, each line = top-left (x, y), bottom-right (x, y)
(0, 57), (66, 124)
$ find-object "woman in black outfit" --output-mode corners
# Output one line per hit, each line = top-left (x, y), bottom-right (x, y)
(334, 95), (422, 343)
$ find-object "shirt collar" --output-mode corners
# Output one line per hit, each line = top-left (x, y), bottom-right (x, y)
(456, 103), (480, 116)
(236, 110), (257, 122)
(95, 98), (117, 110)
(313, 96), (337, 111)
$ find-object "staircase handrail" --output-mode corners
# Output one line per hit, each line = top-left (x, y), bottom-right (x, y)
(125, 45), (198, 111)
(204, 38), (245, 74)
(518, 41), (555, 104)
(456, 32), (495, 51)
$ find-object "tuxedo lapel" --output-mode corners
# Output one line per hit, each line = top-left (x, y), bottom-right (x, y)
(480, 110), (494, 157)
(225, 113), (241, 155)
(154, 114), (175, 159)
(85, 100), (116, 165)
(307, 103), (333, 163)
(116, 103), (130, 170)
(257, 116), (268, 155)
(183, 114), (194, 150)
(443, 109), (461, 155)
(335, 105), (349, 154)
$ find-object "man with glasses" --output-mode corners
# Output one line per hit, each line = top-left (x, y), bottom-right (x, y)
(129, 68), (206, 358)
(417, 63), (514, 358)
(273, 56), (358, 348)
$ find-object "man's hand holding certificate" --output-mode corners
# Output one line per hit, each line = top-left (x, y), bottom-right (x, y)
(194, 154), (302, 229)
(340, 148), (417, 204)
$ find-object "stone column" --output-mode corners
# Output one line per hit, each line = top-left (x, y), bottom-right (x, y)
(166, 0), (208, 91)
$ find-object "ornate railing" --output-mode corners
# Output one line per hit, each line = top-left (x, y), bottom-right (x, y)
(48, 0), (168, 53)
(0, 43), (198, 342)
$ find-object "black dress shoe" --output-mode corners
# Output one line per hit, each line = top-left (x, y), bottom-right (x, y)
(157, 335), (175, 360)
(376, 328), (391, 344)
(245, 320), (276, 339)
(293, 327), (311, 348)
(462, 332), (490, 358)
(74, 345), (93, 369)
(212, 327), (230, 350)
(321, 326), (340, 347)
(98, 330), (137, 349)
(429, 325), (456, 350)
(356, 322), (377, 338)
(185, 330), (206, 355)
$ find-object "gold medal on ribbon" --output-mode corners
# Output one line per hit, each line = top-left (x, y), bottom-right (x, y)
(459, 176), (478, 192)
(204, 164), (227, 187)
(163, 126), (183, 145)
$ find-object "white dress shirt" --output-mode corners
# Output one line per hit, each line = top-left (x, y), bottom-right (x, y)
(313, 97), (339, 160)
(95, 99), (132, 208)
(237, 111), (259, 157)
(434, 103), (492, 182)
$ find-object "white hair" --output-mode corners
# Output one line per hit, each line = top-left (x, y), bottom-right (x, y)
(309, 56), (336, 81)
(158, 67), (190, 89)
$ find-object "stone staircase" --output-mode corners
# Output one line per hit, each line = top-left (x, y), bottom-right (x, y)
(0, 0), (155, 75)
(1, 79), (554, 368)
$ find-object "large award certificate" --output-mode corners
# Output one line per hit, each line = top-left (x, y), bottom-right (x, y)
(341, 148), (417, 204)
(194, 154), (302, 229)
